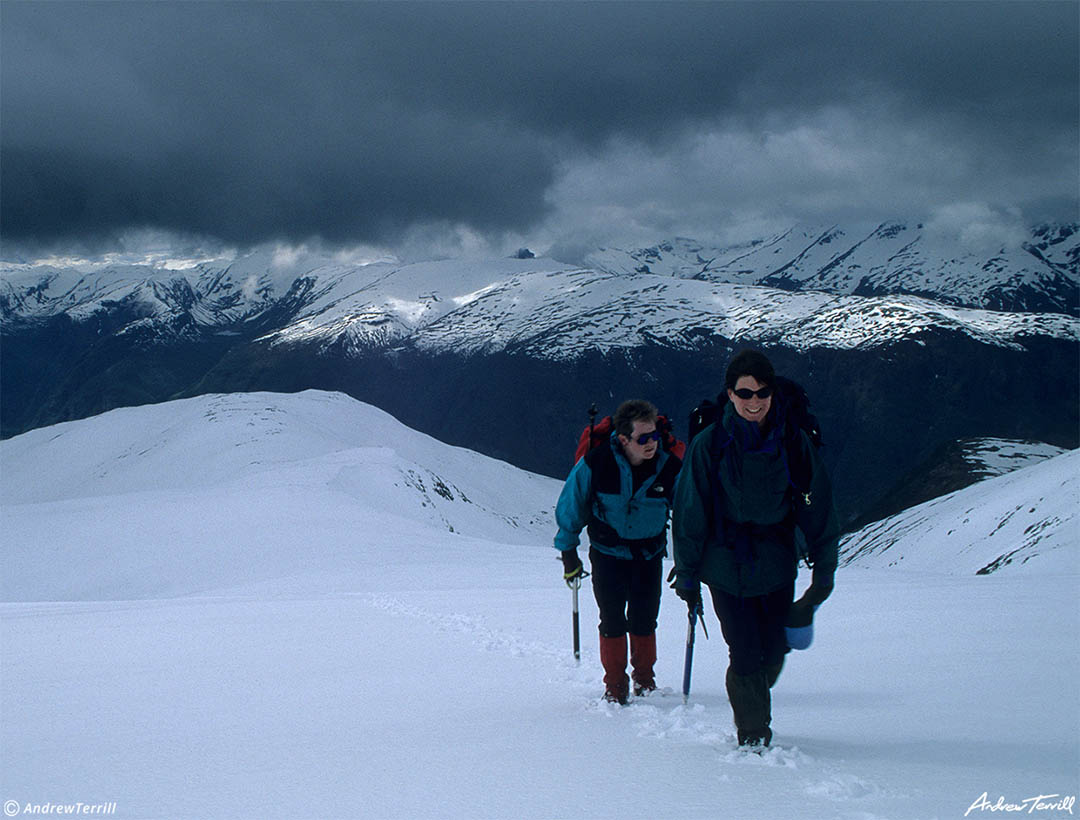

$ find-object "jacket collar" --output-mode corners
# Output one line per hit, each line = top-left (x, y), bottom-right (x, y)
(723, 402), (783, 454)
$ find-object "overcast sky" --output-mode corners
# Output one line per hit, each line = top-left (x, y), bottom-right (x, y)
(2, 1), (1077, 264)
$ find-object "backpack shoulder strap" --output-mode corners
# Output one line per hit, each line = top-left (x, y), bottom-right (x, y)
(783, 429), (814, 507)
(584, 439), (620, 497)
(707, 413), (733, 458)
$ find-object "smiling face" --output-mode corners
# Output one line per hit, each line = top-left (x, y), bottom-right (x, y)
(618, 418), (660, 466)
(728, 375), (773, 427)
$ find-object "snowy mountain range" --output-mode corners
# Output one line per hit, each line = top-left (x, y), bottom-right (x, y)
(3, 233), (1077, 358)
(2, 392), (1076, 819)
(2, 238), (1077, 525)
(587, 222), (1079, 315)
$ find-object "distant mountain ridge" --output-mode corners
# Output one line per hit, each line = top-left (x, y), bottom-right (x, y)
(2, 242), (1078, 526)
(586, 222), (1079, 316)
(3, 251), (1076, 359)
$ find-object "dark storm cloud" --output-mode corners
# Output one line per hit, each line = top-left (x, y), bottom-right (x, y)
(2, 1), (1076, 254)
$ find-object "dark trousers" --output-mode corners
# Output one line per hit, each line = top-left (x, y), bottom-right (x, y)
(709, 582), (794, 676)
(589, 547), (663, 638)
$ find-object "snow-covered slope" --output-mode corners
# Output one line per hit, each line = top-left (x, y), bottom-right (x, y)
(586, 222), (1079, 315)
(2, 393), (1076, 819)
(840, 448), (1079, 574)
(0, 390), (558, 601)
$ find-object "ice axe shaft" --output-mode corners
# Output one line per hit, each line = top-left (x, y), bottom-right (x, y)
(571, 576), (581, 663)
(682, 609), (696, 703)
(682, 603), (706, 703)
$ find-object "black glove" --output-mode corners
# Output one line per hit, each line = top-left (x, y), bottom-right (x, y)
(788, 570), (834, 627)
(803, 568), (835, 606)
(676, 584), (702, 609)
(668, 567), (702, 611)
(787, 596), (815, 628)
(560, 550), (586, 586)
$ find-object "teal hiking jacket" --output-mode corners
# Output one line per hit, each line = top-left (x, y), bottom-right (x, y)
(555, 433), (682, 561)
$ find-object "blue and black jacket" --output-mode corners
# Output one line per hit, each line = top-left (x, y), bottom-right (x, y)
(555, 433), (683, 561)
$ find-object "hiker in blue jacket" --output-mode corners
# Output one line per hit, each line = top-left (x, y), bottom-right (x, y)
(555, 399), (683, 704)
(672, 349), (839, 747)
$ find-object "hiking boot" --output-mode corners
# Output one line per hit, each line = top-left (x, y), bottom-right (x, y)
(737, 727), (773, 748)
(726, 667), (772, 747)
(599, 634), (630, 705)
(629, 632), (657, 696)
(603, 685), (630, 705)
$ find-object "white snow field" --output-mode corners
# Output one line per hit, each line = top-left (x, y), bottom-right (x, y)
(2, 391), (1076, 820)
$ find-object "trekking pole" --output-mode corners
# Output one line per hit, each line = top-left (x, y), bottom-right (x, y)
(681, 601), (707, 704)
(571, 576), (582, 664)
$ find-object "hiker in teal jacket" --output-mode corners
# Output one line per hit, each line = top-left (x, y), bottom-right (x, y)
(556, 399), (682, 704)
(672, 349), (839, 747)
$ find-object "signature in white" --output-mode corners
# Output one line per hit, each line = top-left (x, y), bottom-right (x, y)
(965, 792), (1076, 816)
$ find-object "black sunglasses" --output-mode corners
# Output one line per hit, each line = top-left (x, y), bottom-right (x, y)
(732, 385), (773, 400)
(630, 431), (662, 445)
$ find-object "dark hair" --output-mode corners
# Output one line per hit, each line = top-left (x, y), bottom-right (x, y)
(613, 399), (658, 438)
(725, 349), (775, 391)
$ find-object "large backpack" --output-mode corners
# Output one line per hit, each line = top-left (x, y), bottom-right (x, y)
(573, 404), (687, 464)
(688, 376), (824, 563)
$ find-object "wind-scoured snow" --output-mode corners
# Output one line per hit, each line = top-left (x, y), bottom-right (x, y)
(840, 449), (1079, 575)
(1, 392), (1076, 819)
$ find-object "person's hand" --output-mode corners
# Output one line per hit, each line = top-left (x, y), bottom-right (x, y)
(789, 570), (833, 626)
(561, 550), (586, 586)
(675, 584), (702, 610)
(787, 596), (815, 628)
(669, 568), (702, 612)
(802, 568), (834, 606)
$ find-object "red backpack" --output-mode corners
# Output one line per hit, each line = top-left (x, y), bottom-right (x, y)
(573, 406), (686, 463)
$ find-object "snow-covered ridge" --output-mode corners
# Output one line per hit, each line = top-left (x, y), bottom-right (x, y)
(839, 448), (1079, 575)
(587, 222), (1079, 315)
(389, 269), (1078, 357)
(4, 252), (1076, 358)
(0, 390), (560, 601)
